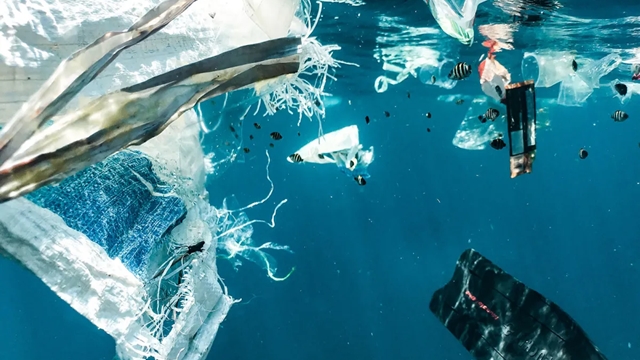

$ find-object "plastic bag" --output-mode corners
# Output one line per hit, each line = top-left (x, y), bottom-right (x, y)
(425, 0), (487, 45)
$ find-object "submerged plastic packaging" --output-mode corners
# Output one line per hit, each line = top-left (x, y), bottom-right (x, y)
(478, 40), (512, 101)
(522, 51), (621, 106)
(452, 97), (504, 150)
(0, 112), (233, 360)
(0, 0), (337, 359)
(417, 59), (458, 89)
(424, 0), (487, 45)
(610, 80), (640, 104)
(287, 125), (375, 182)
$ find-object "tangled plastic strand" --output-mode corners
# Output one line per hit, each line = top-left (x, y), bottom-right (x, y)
(255, 1), (351, 127)
(204, 150), (295, 281)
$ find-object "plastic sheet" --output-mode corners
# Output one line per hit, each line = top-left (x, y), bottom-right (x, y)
(610, 80), (640, 104)
(244, 0), (299, 39)
(287, 125), (375, 180)
(0, 0), (335, 359)
(478, 39), (512, 101)
(557, 53), (621, 106)
(452, 98), (504, 150)
(522, 51), (621, 106)
(425, 0), (488, 45)
(521, 51), (575, 88)
(451, 96), (554, 150)
(0, 37), (303, 203)
(417, 59), (458, 89)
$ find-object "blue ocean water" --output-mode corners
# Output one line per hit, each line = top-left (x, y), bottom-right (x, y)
(2, 0), (640, 359)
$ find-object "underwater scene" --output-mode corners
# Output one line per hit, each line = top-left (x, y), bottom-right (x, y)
(0, 0), (638, 359)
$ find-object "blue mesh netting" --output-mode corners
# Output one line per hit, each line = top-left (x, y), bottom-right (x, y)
(25, 149), (187, 278)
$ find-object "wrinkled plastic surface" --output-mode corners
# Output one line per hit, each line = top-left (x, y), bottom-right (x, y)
(425, 0), (487, 45)
(610, 80), (640, 104)
(452, 97), (503, 150)
(0, 0), (303, 119)
(244, 0), (299, 39)
(522, 51), (574, 88)
(417, 59), (458, 89)
(0, 36), (302, 203)
(287, 125), (375, 180)
(558, 53), (621, 106)
(0, 198), (149, 341)
(0, 0), (318, 359)
(288, 125), (361, 164)
(522, 51), (621, 106)
(449, 96), (554, 150)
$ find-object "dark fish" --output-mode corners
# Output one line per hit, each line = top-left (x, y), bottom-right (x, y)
(455, 99), (464, 105)
(384, 111), (390, 117)
(249, 134), (254, 140)
(448, 62), (472, 80)
(572, 59), (578, 72)
(270, 132), (283, 140)
(186, 240), (205, 255)
(612, 110), (629, 122)
(431, 75), (436, 84)
(490, 138), (506, 150)
(407, 92), (411, 99)
(578, 148), (588, 159)
(426, 112), (432, 119)
(269, 143), (274, 148)
(297, 132), (301, 136)
(478, 108), (500, 122)
(318, 154), (325, 159)
(354, 175), (366, 186)
(253, 122), (261, 129)
(289, 153), (304, 163)
(314, 99), (321, 107)
(229, 125), (235, 132)
(243, 147), (250, 153)
(234, 133), (239, 139)
(495, 85), (503, 98)
(348, 159), (357, 169)
(427, 128), (431, 132)
(615, 83), (628, 96)
(365, 115), (370, 124)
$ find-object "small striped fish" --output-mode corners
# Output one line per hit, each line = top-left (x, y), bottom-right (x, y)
(288, 153), (303, 163)
(448, 62), (472, 80)
(354, 175), (366, 186)
(478, 108), (500, 123)
(612, 110), (629, 122)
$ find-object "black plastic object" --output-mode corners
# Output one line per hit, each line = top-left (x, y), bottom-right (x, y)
(429, 249), (609, 360)
(505, 80), (537, 178)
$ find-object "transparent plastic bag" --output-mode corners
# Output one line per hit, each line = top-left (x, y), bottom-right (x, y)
(425, 0), (487, 45)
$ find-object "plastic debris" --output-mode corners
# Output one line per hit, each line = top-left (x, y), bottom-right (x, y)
(478, 39), (513, 101)
(287, 125), (375, 183)
(418, 59), (459, 89)
(505, 80), (537, 178)
(522, 51), (621, 106)
(424, 0), (488, 45)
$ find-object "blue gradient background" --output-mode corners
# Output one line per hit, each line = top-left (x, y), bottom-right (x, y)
(1, 1), (639, 359)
